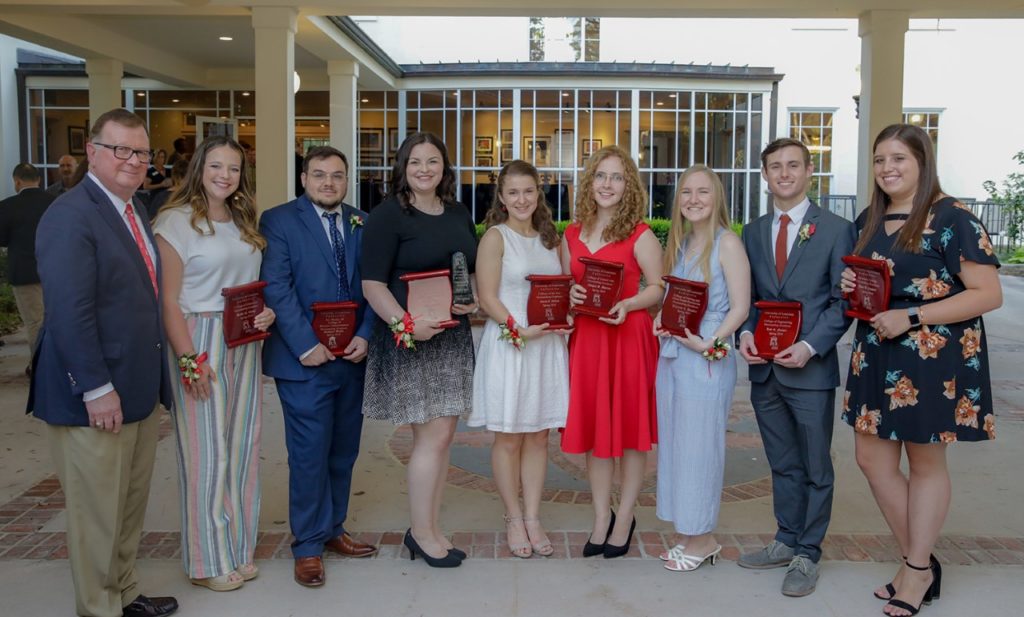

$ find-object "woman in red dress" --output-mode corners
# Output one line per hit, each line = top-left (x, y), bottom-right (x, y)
(561, 145), (663, 558)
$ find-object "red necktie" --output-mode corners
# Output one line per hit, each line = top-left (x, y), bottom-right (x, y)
(775, 213), (791, 282)
(124, 202), (158, 296)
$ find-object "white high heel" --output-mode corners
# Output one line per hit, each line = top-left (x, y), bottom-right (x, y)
(663, 545), (722, 572)
(659, 543), (687, 561)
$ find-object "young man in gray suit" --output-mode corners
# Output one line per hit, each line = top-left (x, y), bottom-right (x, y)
(736, 137), (854, 597)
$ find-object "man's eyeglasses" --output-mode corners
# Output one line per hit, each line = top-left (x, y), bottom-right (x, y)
(92, 142), (154, 164)
(308, 171), (348, 182)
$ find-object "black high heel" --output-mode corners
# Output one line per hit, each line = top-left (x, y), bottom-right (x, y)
(875, 555), (907, 601)
(927, 554), (942, 602)
(403, 529), (462, 568)
(884, 560), (936, 616)
(603, 516), (636, 559)
(582, 511), (615, 557)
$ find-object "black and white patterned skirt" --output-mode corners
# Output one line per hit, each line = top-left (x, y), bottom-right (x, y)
(362, 316), (475, 425)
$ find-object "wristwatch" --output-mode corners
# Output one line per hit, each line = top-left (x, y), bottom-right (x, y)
(907, 306), (921, 328)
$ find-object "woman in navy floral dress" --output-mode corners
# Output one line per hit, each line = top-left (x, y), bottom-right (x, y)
(841, 125), (1002, 617)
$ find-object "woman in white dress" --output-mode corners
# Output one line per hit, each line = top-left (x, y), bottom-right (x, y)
(469, 160), (569, 558)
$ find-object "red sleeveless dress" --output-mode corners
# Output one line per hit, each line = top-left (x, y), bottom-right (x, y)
(561, 222), (659, 458)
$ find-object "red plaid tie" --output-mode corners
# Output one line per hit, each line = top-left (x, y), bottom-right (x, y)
(124, 202), (158, 296)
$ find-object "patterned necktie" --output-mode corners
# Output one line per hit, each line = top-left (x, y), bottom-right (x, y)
(775, 213), (791, 282)
(124, 202), (158, 296)
(324, 212), (350, 300)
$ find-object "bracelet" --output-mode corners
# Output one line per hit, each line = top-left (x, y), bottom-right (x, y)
(178, 352), (208, 385)
(497, 315), (525, 351)
(389, 312), (416, 350)
(701, 337), (731, 362)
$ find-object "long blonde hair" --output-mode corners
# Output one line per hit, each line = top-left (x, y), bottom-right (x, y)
(162, 135), (265, 250)
(574, 145), (648, 243)
(663, 165), (731, 282)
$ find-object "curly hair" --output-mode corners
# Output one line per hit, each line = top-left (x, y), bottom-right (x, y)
(161, 135), (265, 251)
(386, 131), (458, 213)
(574, 145), (648, 243)
(482, 160), (559, 250)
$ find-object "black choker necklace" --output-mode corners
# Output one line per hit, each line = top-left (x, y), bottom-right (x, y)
(884, 213), (910, 221)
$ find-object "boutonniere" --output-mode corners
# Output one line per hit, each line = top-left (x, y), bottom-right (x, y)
(798, 223), (816, 246)
(349, 214), (364, 231)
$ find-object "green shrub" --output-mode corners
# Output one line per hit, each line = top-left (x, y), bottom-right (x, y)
(1005, 247), (1024, 264)
(0, 251), (22, 336)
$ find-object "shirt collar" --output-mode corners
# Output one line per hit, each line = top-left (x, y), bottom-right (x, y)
(312, 202), (345, 220)
(87, 171), (134, 216)
(775, 197), (811, 225)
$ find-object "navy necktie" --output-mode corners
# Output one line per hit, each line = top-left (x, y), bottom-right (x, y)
(324, 212), (351, 300)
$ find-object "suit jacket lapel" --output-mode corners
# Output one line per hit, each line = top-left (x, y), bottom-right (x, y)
(779, 202), (821, 290)
(85, 179), (158, 305)
(341, 203), (361, 286)
(760, 214), (779, 294)
(296, 195), (340, 278)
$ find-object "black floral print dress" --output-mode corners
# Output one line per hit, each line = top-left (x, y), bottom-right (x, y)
(843, 197), (1000, 444)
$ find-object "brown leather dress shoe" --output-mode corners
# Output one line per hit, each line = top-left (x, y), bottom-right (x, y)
(325, 532), (378, 558)
(294, 556), (325, 587)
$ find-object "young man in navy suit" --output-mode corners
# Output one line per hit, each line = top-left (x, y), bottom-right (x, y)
(260, 146), (377, 587)
(736, 138), (854, 597)
(29, 109), (177, 617)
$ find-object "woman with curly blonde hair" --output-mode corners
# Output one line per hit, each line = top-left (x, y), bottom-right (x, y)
(154, 135), (275, 591)
(560, 145), (663, 558)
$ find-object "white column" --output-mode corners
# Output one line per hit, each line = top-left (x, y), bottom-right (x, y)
(85, 57), (123, 127)
(328, 59), (359, 204)
(857, 11), (909, 211)
(252, 6), (297, 210)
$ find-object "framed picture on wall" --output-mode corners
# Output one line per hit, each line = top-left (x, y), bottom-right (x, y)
(582, 138), (602, 156)
(476, 157), (493, 167)
(501, 146), (513, 163)
(475, 137), (493, 154)
(68, 126), (87, 155)
(360, 156), (383, 180)
(388, 127), (417, 152)
(523, 137), (550, 167)
(359, 128), (384, 154)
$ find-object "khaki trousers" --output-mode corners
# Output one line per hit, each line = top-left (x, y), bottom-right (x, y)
(12, 283), (44, 351)
(48, 409), (161, 617)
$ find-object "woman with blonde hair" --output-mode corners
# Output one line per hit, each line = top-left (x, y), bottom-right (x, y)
(561, 145), (663, 558)
(653, 165), (750, 571)
(469, 160), (569, 558)
(154, 135), (275, 591)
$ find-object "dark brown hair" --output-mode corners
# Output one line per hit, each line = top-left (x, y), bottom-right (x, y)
(303, 145), (349, 174)
(483, 160), (559, 250)
(760, 137), (811, 169)
(386, 131), (457, 213)
(854, 124), (942, 255)
(12, 163), (40, 183)
(163, 135), (264, 250)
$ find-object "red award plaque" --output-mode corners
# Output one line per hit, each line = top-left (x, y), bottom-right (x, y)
(311, 301), (359, 356)
(841, 255), (892, 320)
(400, 269), (459, 329)
(574, 256), (625, 318)
(753, 300), (803, 360)
(220, 281), (271, 348)
(525, 274), (573, 330)
(660, 276), (709, 337)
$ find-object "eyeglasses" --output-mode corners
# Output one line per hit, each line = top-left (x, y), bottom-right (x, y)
(92, 142), (154, 163)
(594, 171), (626, 184)
(308, 171), (348, 182)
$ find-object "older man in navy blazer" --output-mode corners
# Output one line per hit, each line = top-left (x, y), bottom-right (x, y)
(28, 109), (177, 617)
(260, 146), (377, 588)
(736, 137), (854, 597)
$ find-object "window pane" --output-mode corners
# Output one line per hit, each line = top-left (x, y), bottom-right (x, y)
(43, 89), (89, 107)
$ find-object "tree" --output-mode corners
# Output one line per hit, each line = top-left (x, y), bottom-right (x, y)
(983, 150), (1024, 248)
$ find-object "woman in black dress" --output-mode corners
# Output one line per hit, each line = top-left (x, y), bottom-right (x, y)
(841, 124), (1002, 616)
(361, 132), (478, 568)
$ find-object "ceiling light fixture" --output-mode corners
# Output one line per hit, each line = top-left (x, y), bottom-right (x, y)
(219, 36), (233, 41)
(241, 91), (250, 97)
(171, 99), (180, 103)
(136, 92), (145, 97)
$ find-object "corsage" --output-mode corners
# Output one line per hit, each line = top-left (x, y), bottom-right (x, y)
(389, 312), (416, 350)
(178, 352), (208, 385)
(497, 315), (525, 351)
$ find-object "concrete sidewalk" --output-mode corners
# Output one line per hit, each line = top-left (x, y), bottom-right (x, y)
(1, 274), (1022, 616)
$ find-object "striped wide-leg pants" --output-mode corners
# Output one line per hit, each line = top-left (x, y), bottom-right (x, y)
(170, 312), (263, 579)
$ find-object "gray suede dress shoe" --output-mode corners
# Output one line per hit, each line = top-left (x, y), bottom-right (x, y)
(781, 555), (819, 597)
(737, 540), (795, 569)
